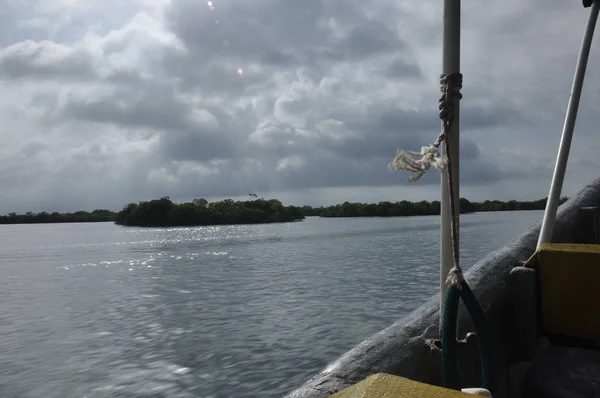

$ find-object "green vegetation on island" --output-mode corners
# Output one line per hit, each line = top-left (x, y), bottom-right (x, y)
(299, 196), (569, 218)
(0, 196), (569, 226)
(0, 209), (117, 225)
(115, 197), (305, 227)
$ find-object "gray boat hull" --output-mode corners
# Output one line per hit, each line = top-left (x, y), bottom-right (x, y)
(285, 178), (600, 398)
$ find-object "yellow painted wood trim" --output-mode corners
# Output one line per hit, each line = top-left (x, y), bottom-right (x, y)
(330, 374), (476, 397)
(539, 243), (600, 253)
(537, 243), (600, 341)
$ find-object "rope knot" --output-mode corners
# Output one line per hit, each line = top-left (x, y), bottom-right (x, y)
(445, 266), (465, 289)
(438, 73), (463, 127)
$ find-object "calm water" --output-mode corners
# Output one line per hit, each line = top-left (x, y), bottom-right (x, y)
(0, 211), (542, 398)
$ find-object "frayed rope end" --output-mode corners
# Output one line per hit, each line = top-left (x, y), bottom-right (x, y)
(388, 145), (446, 182)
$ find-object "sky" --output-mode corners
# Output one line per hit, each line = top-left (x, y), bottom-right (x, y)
(1, 0), (600, 213)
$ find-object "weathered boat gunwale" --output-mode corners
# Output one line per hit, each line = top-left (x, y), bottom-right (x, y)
(284, 178), (600, 398)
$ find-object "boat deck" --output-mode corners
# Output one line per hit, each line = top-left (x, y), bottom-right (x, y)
(524, 343), (600, 398)
(513, 243), (600, 397)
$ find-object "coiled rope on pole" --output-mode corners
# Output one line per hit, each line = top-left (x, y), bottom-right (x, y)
(438, 72), (463, 289)
(389, 73), (495, 394)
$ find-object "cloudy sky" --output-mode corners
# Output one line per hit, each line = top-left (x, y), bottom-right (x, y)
(0, 0), (599, 213)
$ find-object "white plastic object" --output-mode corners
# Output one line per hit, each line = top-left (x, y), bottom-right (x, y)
(461, 387), (492, 397)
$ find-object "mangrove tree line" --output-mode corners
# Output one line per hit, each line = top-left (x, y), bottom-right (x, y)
(0, 196), (568, 225)
(300, 196), (569, 218)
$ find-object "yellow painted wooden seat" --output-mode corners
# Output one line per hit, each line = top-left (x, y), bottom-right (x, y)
(533, 243), (600, 341)
(517, 244), (600, 398)
(330, 374), (487, 397)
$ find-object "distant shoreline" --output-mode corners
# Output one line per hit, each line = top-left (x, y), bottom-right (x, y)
(0, 210), (117, 225)
(0, 196), (568, 226)
(310, 196), (568, 218)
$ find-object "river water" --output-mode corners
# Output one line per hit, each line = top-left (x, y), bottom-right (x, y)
(0, 211), (542, 398)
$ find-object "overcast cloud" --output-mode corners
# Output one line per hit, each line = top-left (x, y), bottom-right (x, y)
(0, 0), (599, 213)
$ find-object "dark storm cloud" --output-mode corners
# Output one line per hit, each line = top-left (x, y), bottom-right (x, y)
(149, 139), (504, 201)
(159, 130), (239, 162)
(59, 88), (190, 132)
(55, 85), (243, 162)
(0, 0), (598, 213)
(161, 0), (419, 88)
(164, 0), (394, 62)
(384, 58), (422, 79)
(0, 40), (96, 81)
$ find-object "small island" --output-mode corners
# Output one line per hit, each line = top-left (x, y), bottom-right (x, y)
(115, 197), (305, 227)
(0, 196), (569, 226)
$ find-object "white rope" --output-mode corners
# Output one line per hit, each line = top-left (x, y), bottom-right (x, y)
(389, 73), (464, 288)
(387, 141), (446, 182)
(440, 73), (463, 289)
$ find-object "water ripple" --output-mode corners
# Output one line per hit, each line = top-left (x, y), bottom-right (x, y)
(0, 211), (543, 397)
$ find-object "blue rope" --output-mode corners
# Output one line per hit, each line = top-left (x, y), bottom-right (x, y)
(441, 280), (495, 393)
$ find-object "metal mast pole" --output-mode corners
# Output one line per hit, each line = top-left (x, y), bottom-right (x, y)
(537, 0), (600, 249)
(440, 0), (461, 326)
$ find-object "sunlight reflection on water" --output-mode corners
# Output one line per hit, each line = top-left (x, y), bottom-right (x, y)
(0, 211), (542, 397)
